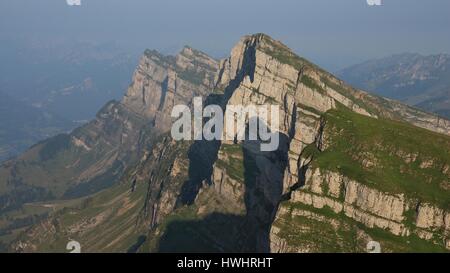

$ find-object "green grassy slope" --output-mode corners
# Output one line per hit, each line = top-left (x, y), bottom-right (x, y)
(314, 105), (450, 208)
(10, 180), (148, 253)
(274, 106), (450, 252)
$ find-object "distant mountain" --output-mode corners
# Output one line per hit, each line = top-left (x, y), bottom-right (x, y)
(0, 92), (72, 162)
(2, 35), (450, 253)
(337, 53), (450, 118)
(0, 40), (138, 160)
(0, 40), (138, 122)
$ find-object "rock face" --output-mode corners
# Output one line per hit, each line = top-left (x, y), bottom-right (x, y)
(416, 204), (447, 230)
(271, 167), (450, 252)
(283, 169), (410, 235)
(8, 34), (450, 253)
(123, 47), (218, 132)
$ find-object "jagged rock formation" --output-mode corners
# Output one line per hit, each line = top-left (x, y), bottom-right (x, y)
(6, 34), (450, 253)
(123, 47), (218, 131)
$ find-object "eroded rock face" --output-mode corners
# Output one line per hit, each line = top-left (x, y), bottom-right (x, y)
(271, 167), (450, 251)
(416, 203), (446, 230)
(288, 169), (409, 235)
(344, 181), (406, 223)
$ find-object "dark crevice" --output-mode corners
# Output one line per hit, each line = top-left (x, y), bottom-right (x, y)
(157, 77), (169, 111)
(316, 117), (327, 151)
(142, 84), (146, 105)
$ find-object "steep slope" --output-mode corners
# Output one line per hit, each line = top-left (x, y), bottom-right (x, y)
(338, 53), (450, 118)
(0, 47), (218, 214)
(10, 34), (450, 253)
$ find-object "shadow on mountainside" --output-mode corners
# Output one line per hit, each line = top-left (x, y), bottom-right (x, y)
(158, 128), (289, 253)
(176, 37), (257, 206)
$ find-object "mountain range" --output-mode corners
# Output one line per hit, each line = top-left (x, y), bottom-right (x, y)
(338, 53), (450, 118)
(0, 92), (72, 162)
(1, 34), (449, 253)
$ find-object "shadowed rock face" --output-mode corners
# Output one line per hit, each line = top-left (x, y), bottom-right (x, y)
(8, 34), (450, 253)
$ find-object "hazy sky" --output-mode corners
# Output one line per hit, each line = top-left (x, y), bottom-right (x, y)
(1, 0), (450, 70)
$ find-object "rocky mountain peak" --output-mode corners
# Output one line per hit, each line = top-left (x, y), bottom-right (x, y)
(122, 47), (219, 131)
(179, 45), (217, 63)
(218, 33), (450, 138)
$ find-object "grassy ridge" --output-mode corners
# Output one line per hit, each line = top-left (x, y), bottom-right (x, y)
(313, 106), (450, 208)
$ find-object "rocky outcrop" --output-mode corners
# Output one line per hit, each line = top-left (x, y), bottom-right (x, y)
(289, 169), (409, 235)
(416, 203), (449, 231)
(123, 47), (218, 132)
(272, 166), (450, 251)
(344, 180), (406, 223)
